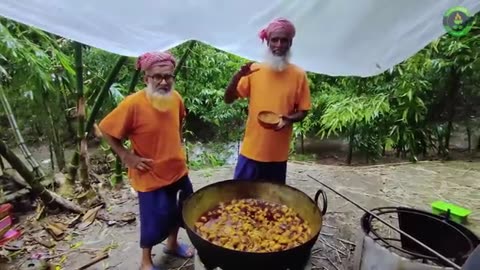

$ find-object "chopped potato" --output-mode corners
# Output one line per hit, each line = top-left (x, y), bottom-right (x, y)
(194, 198), (312, 252)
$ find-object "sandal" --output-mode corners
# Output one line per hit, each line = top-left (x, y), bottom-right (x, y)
(163, 242), (194, 259)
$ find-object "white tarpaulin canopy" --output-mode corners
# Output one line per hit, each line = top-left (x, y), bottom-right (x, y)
(0, 0), (479, 77)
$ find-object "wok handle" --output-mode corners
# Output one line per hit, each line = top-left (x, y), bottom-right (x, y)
(176, 189), (184, 209)
(314, 189), (328, 216)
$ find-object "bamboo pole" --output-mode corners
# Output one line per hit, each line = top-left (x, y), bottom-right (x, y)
(72, 42), (90, 188)
(174, 40), (196, 77)
(42, 89), (66, 171)
(127, 69), (140, 94)
(67, 56), (128, 182)
(85, 56), (128, 135)
(0, 139), (84, 213)
(0, 139), (54, 206)
(0, 87), (45, 178)
(111, 67), (142, 185)
(65, 43), (87, 184)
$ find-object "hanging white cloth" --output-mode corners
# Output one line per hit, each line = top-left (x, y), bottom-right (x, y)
(0, 0), (478, 77)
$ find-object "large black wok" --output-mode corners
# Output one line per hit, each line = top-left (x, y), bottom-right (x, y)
(180, 179), (327, 270)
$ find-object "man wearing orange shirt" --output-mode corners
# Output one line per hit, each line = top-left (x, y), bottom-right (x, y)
(99, 51), (193, 270)
(224, 18), (311, 184)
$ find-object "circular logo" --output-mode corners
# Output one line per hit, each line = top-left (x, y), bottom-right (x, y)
(443, 6), (474, 37)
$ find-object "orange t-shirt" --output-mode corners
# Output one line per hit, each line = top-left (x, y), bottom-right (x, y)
(237, 63), (311, 162)
(98, 89), (188, 192)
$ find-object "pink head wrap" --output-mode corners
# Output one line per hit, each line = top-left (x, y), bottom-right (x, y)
(258, 18), (296, 43)
(136, 51), (176, 71)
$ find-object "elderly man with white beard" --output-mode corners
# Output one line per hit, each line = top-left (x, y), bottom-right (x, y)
(99, 51), (194, 270)
(224, 18), (312, 185)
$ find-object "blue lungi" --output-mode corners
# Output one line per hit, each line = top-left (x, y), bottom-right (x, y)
(137, 174), (193, 248)
(233, 154), (287, 184)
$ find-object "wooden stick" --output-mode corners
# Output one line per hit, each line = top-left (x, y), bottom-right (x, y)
(75, 252), (109, 270)
(326, 257), (340, 270)
(338, 238), (356, 246)
(174, 258), (191, 270)
(320, 238), (346, 256)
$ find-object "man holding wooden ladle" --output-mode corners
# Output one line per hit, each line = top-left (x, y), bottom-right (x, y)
(224, 17), (312, 184)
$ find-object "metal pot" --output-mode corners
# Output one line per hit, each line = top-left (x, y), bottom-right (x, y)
(180, 179), (327, 270)
(360, 207), (480, 267)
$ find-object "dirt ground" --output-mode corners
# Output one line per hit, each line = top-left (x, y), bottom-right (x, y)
(1, 158), (479, 270)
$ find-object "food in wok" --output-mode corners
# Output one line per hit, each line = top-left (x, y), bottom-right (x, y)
(194, 198), (312, 253)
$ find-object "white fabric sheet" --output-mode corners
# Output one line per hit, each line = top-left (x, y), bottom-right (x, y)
(0, 0), (478, 77)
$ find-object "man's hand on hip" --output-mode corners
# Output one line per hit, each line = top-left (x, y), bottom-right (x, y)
(121, 153), (153, 171)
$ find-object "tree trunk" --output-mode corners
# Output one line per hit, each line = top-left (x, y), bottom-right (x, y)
(0, 139), (87, 214)
(112, 155), (123, 187)
(79, 136), (89, 190)
(42, 90), (66, 171)
(445, 68), (460, 151)
(299, 122), (305, 155)
(0, 139), (57, 209)
(66, 153), (79, 184)
(60, 79), (76, 139)
(347, 124), (355, 165)
(300, 133), (305, 155)
(67, 56), (128, 181)
(467, 126), (472, 153)
(0, 87), (45, 178)
(85, 56), (128, 136)
(48, 141), (55, 171)
(173, 41), (196, 165)
(461, 84), (473, 155)
(174, 40), (196, 77)
(72, 42), (90, 189)
(128, 69), (141, 94)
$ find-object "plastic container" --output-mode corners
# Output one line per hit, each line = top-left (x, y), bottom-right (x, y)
(431, 200), (471, 224)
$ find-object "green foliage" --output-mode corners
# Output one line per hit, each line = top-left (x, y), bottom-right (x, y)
(1, 15), (479, 170)
(171, 42), (248, 142)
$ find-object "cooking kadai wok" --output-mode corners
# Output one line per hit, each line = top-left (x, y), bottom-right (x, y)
(182, 180), (328, 254)
(194, 198), (312, 252)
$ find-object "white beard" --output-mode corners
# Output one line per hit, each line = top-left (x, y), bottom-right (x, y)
(263, 48), (291, 72)
(145, 82), (173, 99)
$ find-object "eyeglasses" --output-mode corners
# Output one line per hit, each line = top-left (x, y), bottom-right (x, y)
(147, 73), (175, 82)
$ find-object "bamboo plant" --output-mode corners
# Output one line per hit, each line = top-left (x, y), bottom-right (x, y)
(73, 42), (90, 189)
(66, 55), (128, 182)
(0, 87), (45, 178)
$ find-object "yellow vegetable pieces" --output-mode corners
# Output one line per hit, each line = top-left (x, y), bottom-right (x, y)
(194, 198), (312, 253)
